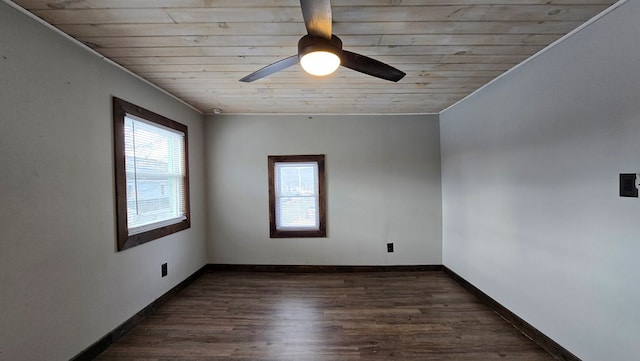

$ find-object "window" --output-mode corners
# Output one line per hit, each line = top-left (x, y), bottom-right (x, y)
(113, 97), (190, 251)
(268, 155), (326, 238)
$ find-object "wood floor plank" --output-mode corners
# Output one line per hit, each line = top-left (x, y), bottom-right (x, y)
(95, 271), (555, 360)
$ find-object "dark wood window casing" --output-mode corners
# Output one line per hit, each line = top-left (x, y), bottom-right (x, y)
(113, 97), (191, 251)
(268, 154), (326, 238)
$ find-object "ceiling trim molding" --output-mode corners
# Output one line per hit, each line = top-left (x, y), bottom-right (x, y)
(204, 112), (440, 116)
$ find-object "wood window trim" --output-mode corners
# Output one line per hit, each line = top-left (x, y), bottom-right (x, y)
(268, 154), (327, 238)
(113, 97), (191, 251)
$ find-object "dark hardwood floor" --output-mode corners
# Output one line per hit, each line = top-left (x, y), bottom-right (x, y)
(96, 271), (555, 360)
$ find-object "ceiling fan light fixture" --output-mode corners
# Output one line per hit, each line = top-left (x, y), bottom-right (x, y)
(300, 51), (340, 76)
(298, 34), (343, 77)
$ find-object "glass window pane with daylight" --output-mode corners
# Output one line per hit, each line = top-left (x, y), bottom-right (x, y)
(275, 162), (319, 230)
(124, 115), (186, 232)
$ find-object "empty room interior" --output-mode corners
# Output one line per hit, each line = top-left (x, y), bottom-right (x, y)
(1, 0), (639, 360)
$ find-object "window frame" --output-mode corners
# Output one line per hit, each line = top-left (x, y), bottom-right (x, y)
(268, 154), (326, 238)
(113, 97), (191, 251)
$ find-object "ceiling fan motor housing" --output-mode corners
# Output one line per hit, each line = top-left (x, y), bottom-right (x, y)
(298, 34), (343, 60)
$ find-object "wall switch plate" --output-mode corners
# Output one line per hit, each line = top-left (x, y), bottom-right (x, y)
(620, 174), (638, 197)
(387, 243), (394, 253)
(161, 263), (168, 277)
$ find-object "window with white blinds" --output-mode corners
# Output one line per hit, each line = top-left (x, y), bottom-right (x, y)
(274, 161), (319, 230)
(124, 115), (187, 234)
(113, 97), (190, 251)
(268, 155), (326, 238)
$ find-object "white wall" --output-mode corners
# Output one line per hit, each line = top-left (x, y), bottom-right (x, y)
(0, 3), (207, 360)
(205, 114), (442, 266)
(440, 1), (640, 360)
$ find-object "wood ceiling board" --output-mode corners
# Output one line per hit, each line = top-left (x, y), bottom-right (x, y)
(124, 63), (513, 73)
(56, 21), (585, 38)
(29, 5), (612, 24)
(75, 34), (560, 48)
(96, 45), (548, 58)
(110, 55), (528, 66)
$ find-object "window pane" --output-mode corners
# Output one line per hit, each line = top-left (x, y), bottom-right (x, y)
(276, 163), (317, 197)
(275, 162), (319, 230)
(124, 115), (186, 230)
(276, 196), (319, 229)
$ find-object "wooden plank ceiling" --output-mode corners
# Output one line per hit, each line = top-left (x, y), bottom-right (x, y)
(11, 0), (615, 114)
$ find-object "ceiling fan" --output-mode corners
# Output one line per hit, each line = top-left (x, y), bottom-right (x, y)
(240, 0), (406, 83)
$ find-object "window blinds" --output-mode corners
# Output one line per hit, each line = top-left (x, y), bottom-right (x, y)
(124, 114), (187, 235)
(274, 162), (319, 230)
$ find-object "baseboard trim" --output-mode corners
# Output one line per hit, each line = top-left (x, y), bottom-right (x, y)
(207, 264), (443, 273)
(70, 264), (208, 361)
(443, 266), (581, 361)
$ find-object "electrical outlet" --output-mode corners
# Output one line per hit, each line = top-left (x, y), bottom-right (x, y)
(161, 263), (168, 277)
(620, 174), (638, 197)
(387, 243), (394, 253)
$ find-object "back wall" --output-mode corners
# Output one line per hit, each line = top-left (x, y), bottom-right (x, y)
(205, 114), (442, 266)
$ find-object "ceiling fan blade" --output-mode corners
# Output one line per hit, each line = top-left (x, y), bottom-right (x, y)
(300, 0), (332, 39)
(240, 55), (299, 82)
(341, 50), (406, 82)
